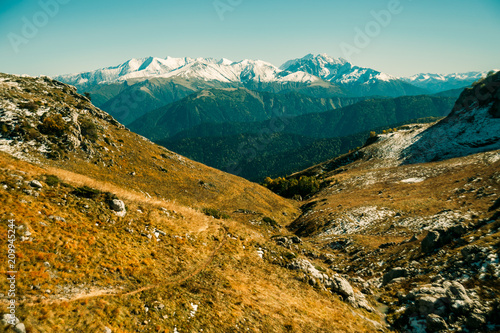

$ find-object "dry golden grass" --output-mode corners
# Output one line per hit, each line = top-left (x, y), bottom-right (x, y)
(0, 153), (383, 332)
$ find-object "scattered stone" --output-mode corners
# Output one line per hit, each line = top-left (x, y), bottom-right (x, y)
(29, 180), (43, 189)
(2, 314), (19, 326)
(48, 215), (66, 223)
(109, 199), (126, 217)
(104, 327), (112, 333)
(14, 323), (26, 333)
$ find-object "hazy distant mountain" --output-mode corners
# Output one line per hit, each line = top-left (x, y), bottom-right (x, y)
(400, 71), (496, 93)
(128, 88), (364, 141)
(155, 95), (455, 180)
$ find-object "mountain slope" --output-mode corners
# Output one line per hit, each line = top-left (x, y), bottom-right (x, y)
(128, 88), (364, 140)
(0, 73), (297, 217)
(1, 72), (393, 332)
(280, 71), (500, 333)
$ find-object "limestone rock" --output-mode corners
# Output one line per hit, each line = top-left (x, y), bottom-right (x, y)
(29, 180), (43, 189)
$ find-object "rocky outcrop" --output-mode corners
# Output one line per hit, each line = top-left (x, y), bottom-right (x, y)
(288, 258), (373, 311)
(395, 280), (491, 332)
(421, 226), (467, 253)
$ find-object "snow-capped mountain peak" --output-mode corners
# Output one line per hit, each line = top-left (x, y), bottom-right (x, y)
(55, 56), (321, 86)
(399, 70), (499, 93)
(280, 53), (396, 86)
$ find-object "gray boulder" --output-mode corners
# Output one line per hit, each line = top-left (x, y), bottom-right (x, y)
(328, 274), (355, 301)
(109, 199), (126, 217)
(288, 259), (372, 311)
(426, 314), (448, 332)
(382, 267), (408, 285)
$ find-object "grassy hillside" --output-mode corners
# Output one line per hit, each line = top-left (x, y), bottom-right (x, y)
(0, 152), (384, 333)
(0, 73), (389, 332)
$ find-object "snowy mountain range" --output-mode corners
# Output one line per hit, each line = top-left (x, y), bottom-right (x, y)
(400, 71), (496, 93)
(56, 53), (492, 94)
(53, 54), (495, 125)
(55, 56), (321, 88)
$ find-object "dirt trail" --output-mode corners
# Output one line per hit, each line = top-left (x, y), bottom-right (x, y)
(23, 228), (228, 306)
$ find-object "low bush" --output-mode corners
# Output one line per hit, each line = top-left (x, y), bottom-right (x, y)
(20, 101), (38, 112)
(40, 114), (67, 136)
(262, 216), (280, 228)
(79, 118), (99, 141)
(202, 208), (229, 219)
(43, 174), (61, 187)
(72, 186), (101, 199)
(263, 175), (321, 199)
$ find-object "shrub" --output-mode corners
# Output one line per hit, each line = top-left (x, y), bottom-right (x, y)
(79, 118), (99, 141)
(40, 114), (67, 136)
(20, 101), (38, 112)
(43, 175), (60, 187)
(1, 123), (9, 134)
(72, 186), (101, 199)
(262, 216), (280, 228)
(202, 208), (229, 219)
(25, 127), (41, 140)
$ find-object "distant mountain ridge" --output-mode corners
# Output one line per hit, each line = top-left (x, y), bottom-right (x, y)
(128, 88), (365, 141)
(400, 70), (497, 93)
(54, 54), (495, 125)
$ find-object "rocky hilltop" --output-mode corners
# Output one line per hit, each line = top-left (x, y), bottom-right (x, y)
(285, 72), (500, 332)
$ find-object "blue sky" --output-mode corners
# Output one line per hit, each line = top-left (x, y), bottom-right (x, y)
(0, 0), (499, 77)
